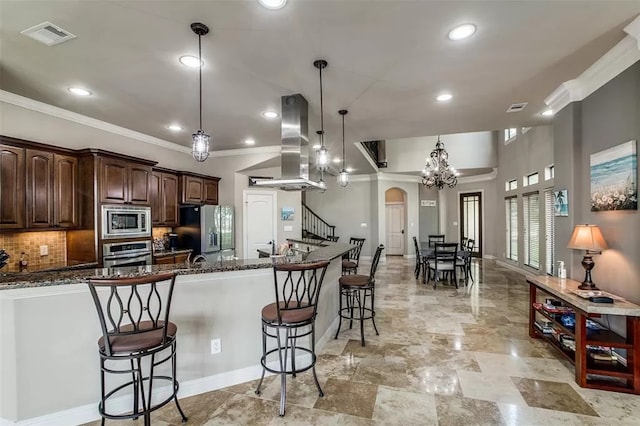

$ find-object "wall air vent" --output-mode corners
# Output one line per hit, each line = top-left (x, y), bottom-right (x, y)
(506, 102), (528, 113)
(21, 22), (76, 46)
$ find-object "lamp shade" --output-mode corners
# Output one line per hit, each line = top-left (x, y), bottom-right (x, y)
(567, 224), (608, 251)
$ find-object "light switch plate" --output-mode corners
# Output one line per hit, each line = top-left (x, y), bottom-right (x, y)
(40, 245), (48, 256)
(284, 225), (293, 231)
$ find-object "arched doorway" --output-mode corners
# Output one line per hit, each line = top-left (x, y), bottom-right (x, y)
(385, 188), (406, 255)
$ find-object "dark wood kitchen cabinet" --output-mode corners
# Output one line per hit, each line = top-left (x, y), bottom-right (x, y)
(99, 157), (152, 205)
(150, 170), (179, 226)
(53, 154), (79, 228)
(26, 149), (54, 228)
(26, 149), (79, 229)
(179, 172), (220, 205)
(0, 144), (25, 229)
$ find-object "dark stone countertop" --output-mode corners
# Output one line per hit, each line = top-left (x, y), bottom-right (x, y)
(0, 243), (353, 291)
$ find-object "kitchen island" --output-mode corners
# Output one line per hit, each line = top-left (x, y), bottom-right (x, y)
(0, 242), (353, 424)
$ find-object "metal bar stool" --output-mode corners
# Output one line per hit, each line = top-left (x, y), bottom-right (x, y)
(86, 272), (187, 426)
(335, 245), (385, 346)
(342, 237), (365, 275)
(255, 260), (330, 416)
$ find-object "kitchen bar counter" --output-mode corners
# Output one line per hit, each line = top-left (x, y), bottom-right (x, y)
(0, 242), (353, 290)
(1, 243), (348, 423)
(152, 248), (193, 258)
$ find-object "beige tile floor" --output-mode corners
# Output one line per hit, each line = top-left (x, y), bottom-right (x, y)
(86, 257), (640, 425)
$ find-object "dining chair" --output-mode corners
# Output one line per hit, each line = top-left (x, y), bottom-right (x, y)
(412, 236), (423, 279)
(428, 234), (445, 247)
(426, 242), (458, 289)
(456, 238), (475, 285)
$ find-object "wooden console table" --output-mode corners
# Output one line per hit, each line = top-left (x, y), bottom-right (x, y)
(527, 275), (640, 394)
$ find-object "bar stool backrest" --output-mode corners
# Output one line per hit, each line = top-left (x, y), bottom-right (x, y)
(272, 261), (330, 325)
(347, 238), (366, 266)
(86, 272), (178, 357)
(368, 245), (385, 283)
(428, 235), (445, 247)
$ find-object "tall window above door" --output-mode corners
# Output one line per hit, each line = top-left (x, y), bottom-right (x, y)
(504, 128), (517, 144)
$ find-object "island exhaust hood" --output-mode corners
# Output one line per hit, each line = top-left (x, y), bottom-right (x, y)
(251, 94), (324, 191)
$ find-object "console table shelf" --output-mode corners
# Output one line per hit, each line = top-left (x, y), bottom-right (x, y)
(527, 275), (640, 394)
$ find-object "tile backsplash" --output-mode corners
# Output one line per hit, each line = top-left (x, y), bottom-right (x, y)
(152, 227), (173, 240)
(0, 231), (67, 271)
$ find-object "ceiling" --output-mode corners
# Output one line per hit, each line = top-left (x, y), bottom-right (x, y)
(1, 1), (639, 175)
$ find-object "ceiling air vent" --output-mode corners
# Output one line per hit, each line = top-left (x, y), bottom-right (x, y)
(20, 21), (76, 46)
(506, 102), (528, 113)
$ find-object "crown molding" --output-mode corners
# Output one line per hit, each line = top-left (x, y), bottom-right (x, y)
(625, 14), (640, 48)
(375, 172), (419, 183)
(349, 174), (373, 183)
(0, 90), (192, 154)
(211, 145), (280, 157)
(545, 19), (640, 114)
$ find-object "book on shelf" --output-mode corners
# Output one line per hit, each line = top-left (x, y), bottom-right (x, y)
(587, 345), (618, 364)
(534, 320), (553, 334)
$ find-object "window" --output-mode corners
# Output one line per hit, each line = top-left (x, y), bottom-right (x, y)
(523, 172), (539, 187)
(545, 164), (554, 181)
(504, 128), (517, 143)
(523, 191), (540, 269)
(505, 196), (518, 261)
(505, 179), (517, 191)
(544, 189), (555, 275)
(521, 127), (532, 134)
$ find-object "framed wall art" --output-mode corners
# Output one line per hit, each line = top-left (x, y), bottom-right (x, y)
(590, 140), (637, 211)
(554, 189), (568, 216)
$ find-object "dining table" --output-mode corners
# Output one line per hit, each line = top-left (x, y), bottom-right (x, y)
(419, 242), (471, 285)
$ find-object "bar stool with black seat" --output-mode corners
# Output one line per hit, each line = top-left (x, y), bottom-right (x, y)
(255, 260), (330, 417)
(335, 244), (385, 346)
(342, 237), (365, 275)
(86, 272), (187, 426)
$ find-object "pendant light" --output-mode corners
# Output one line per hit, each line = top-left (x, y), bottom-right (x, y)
(314, 59), (330, 171)
(190, 22), (210, 162)
(337, 109), (349, 187)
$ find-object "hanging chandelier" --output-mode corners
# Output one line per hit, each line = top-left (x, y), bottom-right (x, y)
(337, 109), (349, 187)
(421, 136), (459, 189)
(313, 59), (330, 171)
(190, 23), (210, 162)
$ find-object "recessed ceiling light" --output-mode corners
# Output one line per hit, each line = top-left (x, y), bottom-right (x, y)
(333, 158), (341, 163)
(258, 0), (287, 10)
(437, 93), (453, 102)
(244, 138), (256, 145)
(179, 55), (203, 68)
(541, 109), (554, 117)
(448, 24), (476, 41)
(68, 87), (91, 96)
(262, 110), (279, 119)
(167, 124), (183, 131)
(312, 144), (321, 150)
(346, 167), (354, 173)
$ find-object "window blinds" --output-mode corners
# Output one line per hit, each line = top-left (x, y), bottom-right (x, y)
(544, 189), (555, 275)
(523, 192), (540, 269)
(505, 197), (518, 261)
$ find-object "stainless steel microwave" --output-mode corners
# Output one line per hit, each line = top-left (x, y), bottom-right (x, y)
(101, 205), (151, 240)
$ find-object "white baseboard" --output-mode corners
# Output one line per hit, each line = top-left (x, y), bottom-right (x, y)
(3, 317), (341, 425)
(483, 254), (497, 260)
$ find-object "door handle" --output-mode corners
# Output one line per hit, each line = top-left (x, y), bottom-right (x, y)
(401, 229), (405, 234)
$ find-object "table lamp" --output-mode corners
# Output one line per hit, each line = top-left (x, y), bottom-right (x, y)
(567, 224), (608, 290)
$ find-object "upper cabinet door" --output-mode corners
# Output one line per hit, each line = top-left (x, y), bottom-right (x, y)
(203, 179), (219, 205)
(53, 154), (78, 228)
(162, 173), (179, 226)
(26, 149), (54, 228)
(128, 164), (151, 205)
(100, 157), (128, 203)
(181, 175), (204, 204)
(150, 171), (162, 224)
(0, 145), (25, 229)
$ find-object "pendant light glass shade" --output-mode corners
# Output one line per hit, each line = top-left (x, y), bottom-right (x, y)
(337, 109), (349, 187)
(190, 23), (211, 162)
(314, 60), (330, 171)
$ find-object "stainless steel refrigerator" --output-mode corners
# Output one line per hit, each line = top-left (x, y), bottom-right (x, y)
(176, 205), (235, 260)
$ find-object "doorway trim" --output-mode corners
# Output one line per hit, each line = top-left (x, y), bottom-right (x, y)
(457, 189), (484, 258)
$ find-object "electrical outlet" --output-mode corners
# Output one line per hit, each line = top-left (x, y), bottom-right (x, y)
(40, 245), (48, 256)
(210, 338), (221, 354)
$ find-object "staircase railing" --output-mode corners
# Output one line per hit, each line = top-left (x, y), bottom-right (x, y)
(302, 202), (336, 241)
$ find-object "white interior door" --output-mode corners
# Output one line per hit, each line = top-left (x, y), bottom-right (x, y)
(385, 204), (405, 255)
(243, 190), (277, 259)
